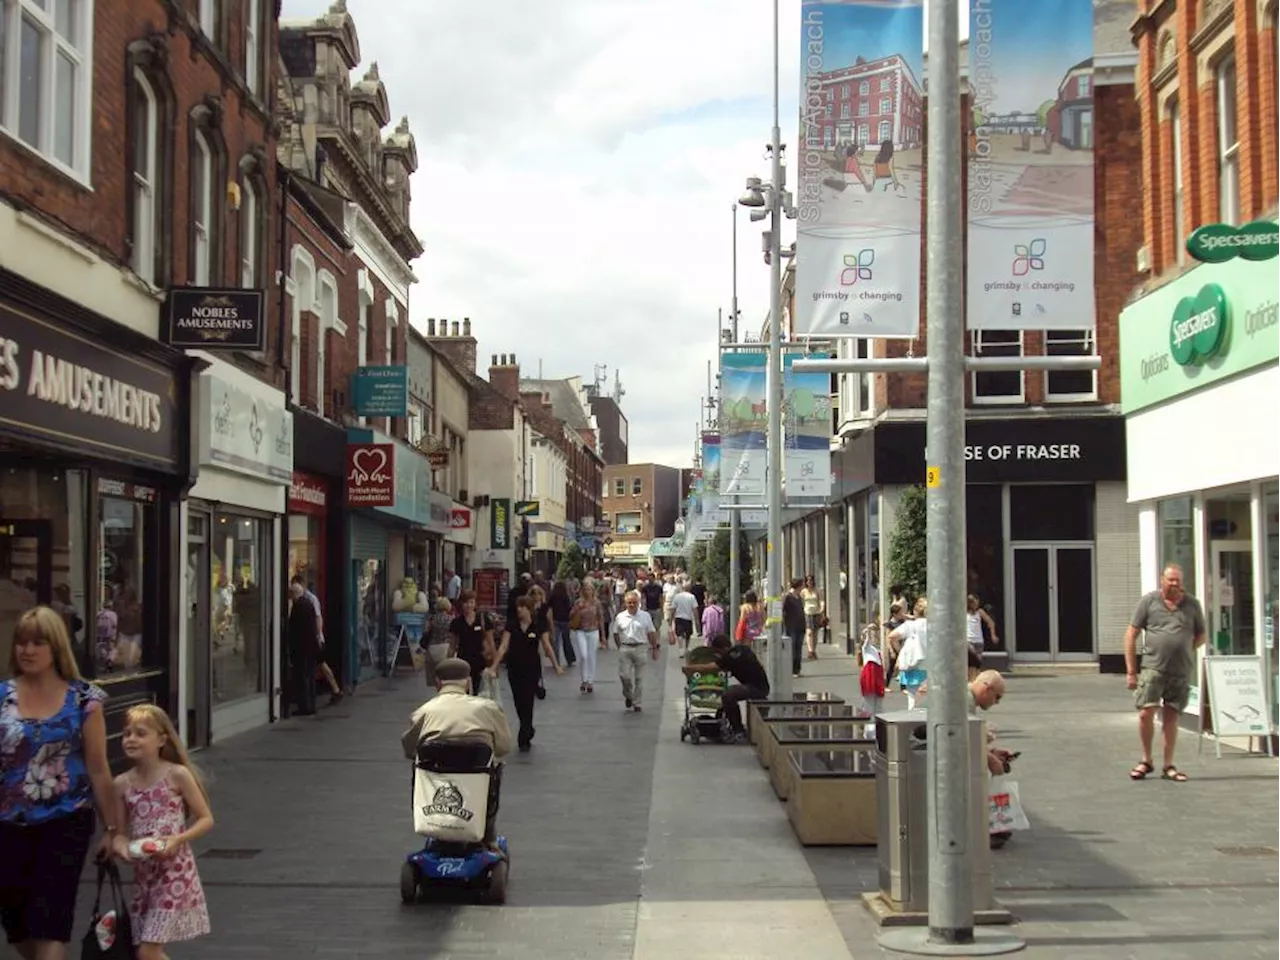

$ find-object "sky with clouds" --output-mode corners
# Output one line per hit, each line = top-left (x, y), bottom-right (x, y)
(280, 0), (968, 467)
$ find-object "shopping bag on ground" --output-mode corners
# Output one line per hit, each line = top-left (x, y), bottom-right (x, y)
(988, 775), (1030, 834)
(81, 861), (136, 959)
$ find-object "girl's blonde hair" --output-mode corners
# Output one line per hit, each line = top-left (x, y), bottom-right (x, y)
(10, 606), (82, 681)
(125, 704), (210, 802)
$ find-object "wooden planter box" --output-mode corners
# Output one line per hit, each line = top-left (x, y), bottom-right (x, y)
(746, 696), (846, 747)
(756, 708), (860, 771)
(785, 749), (878, 846)
(769, 735), (874, 800)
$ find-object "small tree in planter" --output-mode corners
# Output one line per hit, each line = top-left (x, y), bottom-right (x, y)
(886, 485), (928, 604)
(556, 543), (586, 582)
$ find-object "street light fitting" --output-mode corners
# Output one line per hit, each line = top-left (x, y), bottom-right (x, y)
(749, 207), (769, 222)
(738, 177), (766, 208)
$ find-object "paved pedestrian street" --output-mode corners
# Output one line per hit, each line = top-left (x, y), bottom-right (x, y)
(74, 646), (1278, 959)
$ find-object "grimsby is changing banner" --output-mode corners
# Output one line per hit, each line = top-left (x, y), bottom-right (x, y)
(967, 0), (1096, 330)
(795, 0), (924, 338)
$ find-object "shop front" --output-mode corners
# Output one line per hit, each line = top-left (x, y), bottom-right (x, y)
(872, 415), (1131, 665)
(289, 409), (348, 688)
(447, 503), (475, 580)
(346, 432), (431, 683)
(1120, 251), (1279, 723)
(0, 267), (196, 761)
(183, 361), (292, 746)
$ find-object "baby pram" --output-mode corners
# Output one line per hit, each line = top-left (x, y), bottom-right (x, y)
(402, 738), (509, 904)
(679, 646), (732, 744)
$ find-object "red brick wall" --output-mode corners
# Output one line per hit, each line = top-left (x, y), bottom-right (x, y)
(0, 0), (279, 374)
(470, 382), (516, 431)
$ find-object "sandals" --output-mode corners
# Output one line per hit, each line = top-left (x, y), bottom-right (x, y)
(1161, 765), (1189, 782)
(1129, 761), (1154, 780)
(1130, 761), (1189, 782)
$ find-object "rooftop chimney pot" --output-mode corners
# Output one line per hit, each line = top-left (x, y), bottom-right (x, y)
(492, 354), (499, 366)
(427, 318), (436, 336)
(463, 318), (472, 337)
(451, 321), (460, 337)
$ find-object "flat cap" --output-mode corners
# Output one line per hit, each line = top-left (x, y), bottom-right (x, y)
(435, 658), (472, 684)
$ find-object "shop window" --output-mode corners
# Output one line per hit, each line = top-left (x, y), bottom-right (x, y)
(971, 330), (1024, 404)
(355, 558), (387, 676)
(211, 513), (269, 704)
(1044, 329), (1097, 401)
(1157, 496), (1196, 594)
(96, 492), (157, 678)
(1009, 484), (1094, 542)
(615, 512), (642, 535)
(288, 514), (323, 602)
(1, 0), (92, 178)
(0, 467), (87, 678)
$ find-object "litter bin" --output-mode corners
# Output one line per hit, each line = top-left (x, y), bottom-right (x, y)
(873, 709), (993, 913)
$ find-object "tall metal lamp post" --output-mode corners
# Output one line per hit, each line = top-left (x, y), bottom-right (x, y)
(737, 0), (791, 698)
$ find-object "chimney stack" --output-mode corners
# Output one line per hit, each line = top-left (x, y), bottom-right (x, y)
(451, 320), (460, 337)
(434, 317), (480, 377)
(489, 351), (521, 401)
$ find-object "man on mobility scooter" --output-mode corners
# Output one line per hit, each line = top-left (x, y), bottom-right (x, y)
(400, 658), (514, 903)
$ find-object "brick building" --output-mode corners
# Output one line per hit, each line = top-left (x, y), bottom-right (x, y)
(601, 463), (682, 567)
(273, 1), (431, 694)
(1119, 0), (1278, 703)
(779, 3), (1146, 668)
(0, 0), (288, 747)
(808, 53), (924, 151)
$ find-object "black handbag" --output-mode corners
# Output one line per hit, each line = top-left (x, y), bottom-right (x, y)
(81, 861), (136, 959)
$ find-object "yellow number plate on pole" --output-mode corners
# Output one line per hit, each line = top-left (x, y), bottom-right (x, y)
(926, 466), (941, 488)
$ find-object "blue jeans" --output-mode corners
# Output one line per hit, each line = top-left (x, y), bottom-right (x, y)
(555, 624), (574, 665)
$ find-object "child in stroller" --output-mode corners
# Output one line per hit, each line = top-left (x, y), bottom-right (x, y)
(679, 645), (732, 744)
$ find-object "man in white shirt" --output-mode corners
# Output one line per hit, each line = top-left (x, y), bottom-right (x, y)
(669, 580), (700, 654)
(612, 591), (659, 712)
(444, 569), (463, 604)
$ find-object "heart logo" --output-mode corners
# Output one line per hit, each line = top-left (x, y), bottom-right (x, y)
(1169, 283), (1227, 366)
(353, 447), (388, 481)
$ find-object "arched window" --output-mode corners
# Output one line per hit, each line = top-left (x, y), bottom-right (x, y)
(289, 246), (315, 405)
(191, 130), (213, 285)
(238, 153), (268, 288)
(130, 68), (162, 285)
(245, 0), (262, 96)
(317, 271), (338, 416)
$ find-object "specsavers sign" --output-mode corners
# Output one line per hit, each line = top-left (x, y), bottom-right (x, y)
(1119, 253), (1279, 415)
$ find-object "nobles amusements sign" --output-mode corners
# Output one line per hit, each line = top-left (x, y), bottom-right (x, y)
(163, 288), (266, 351)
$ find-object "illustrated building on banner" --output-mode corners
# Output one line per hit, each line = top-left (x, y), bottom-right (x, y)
(967, 0), (1096, 330)
(783, 354), (833, 498)
(795, 0), (925, 339)
(718, 354), (768, 498)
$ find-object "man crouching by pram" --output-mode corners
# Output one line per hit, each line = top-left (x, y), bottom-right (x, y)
(709, 633), (770, 744)
(402, 658), (514, 845)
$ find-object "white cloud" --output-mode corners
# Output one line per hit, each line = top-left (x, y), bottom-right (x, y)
(280, 0), (820, 467)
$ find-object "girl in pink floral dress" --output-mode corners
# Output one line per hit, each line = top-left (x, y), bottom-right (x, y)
(115, 705), (213, 959)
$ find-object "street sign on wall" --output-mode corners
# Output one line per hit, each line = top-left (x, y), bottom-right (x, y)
(345, 443), (395, 507)
(490, 498), (511, 549)
(351, 365), (408, 417)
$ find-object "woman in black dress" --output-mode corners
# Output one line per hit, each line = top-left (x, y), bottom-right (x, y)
(448, 590), (494, 694)
(492, 596), (561, 751)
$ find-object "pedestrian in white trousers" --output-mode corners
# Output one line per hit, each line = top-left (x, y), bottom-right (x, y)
(570, 584), (604, 693)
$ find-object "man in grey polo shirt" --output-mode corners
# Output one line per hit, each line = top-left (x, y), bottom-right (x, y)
(1123, 563), (1206, 782)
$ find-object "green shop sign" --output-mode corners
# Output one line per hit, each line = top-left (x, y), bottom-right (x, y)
(1186, 220), (1280, 264)
(1120, 257), (1279, 414)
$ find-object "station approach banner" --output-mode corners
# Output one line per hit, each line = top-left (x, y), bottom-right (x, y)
(794, 0), (924, 339)
(967, 0), (1095, 330)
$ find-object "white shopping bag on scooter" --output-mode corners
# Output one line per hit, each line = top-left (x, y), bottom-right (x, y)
(988, 775), (1030, 833)
(413, 767), (489, 843)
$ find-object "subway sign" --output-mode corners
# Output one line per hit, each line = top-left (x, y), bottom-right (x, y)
(1186, 220), (1279, 264)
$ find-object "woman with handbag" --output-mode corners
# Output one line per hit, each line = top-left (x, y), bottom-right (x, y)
(491, 597), (562, 752)
(734, 592), (766, 647)
(0, 606), (127, 958)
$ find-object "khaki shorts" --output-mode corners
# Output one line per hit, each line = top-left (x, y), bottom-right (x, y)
(1134, 668), (1190, 712)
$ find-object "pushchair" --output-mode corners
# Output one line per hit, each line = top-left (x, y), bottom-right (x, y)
(402, 738), (509, 904)
(679, 647), (732, 745)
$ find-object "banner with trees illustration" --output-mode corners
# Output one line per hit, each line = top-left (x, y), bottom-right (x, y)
(718, 354), (767, 498)
(783, 353), (832, 498)
(794, 0), (924, 338)
(967, 0), (1095, 329)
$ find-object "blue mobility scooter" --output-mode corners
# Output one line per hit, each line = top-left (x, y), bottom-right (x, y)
(402, 738), (509, 904)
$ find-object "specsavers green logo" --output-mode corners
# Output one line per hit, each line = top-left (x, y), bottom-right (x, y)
(1169, 283), (1227, 366)
(1186, 221), (1279, 263)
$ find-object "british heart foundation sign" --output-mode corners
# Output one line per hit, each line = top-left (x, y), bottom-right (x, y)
(346, 443), (395, 507)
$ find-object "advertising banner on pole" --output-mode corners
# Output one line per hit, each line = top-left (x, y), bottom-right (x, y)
(718, 354), (767, 497)
(783, 354), (832, 498)
(967, 0), (1095, 329)
(795, 0), (924, 338)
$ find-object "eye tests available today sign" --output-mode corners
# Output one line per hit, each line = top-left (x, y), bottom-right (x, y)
(346, 443), (396, 507)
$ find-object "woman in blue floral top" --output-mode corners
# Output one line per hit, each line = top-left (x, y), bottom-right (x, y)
(0, 606), (126, 956)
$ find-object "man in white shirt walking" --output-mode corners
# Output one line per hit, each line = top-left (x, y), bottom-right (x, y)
(669, 579), (700, 655)
(612, 591), (659, 712)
